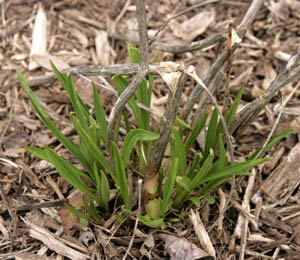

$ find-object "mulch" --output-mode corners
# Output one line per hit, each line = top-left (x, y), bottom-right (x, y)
(0, 0), (300, 259)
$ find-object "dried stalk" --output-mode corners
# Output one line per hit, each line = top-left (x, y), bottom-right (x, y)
(26, 62), (180, 87)
(107, 70), (147, 143)
(107, 0), (149, 144)
(108, 29), (227, 54)
(223, 22), (233, 111)
(136, 0), (149, 70)
(230, 48), (300, 136)
(181, 0), (264, 122)
(148, 72), (186, 176)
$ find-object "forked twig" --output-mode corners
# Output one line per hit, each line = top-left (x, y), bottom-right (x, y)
(107, 0), (150, 145)
(182, 0), (264, 122)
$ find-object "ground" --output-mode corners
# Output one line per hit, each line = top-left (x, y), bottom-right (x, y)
(0, 0), (300, 259)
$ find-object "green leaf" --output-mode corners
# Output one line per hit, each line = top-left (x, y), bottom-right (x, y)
(51, 61), (90, 120)
(112, 142), (131, 211)
(176, 176), (193, 192)
(65, 203), (90, 220)
(100, 170), (110, 212)
(171, 126), (187, 175)
(185, 111), (208, 153)
(65, 73), (89, 131)
(187, 152), (202, 179)
(199, 156), (269, 184)
(204, 109), (218, 158)
(93, 84), (108, 147)
(176, 118), (191, 130)
(174, 149), (213, 209)
(249, 129), (294, 160)
(112, 75), (144, 128)
(151, 48), (160, 63)
(123, 129), (160, 166)
(94, 163), (110, 212)
(214, 134), (227, 171)
(187, 196), (201, 207)
(50, 60), (66, 86)
(204, 195), (215, 204)
(191, 149), (214, 189)
(161, 158), (178, 217)
(136, 214), (165, 228)
(127, 43), (140, 64)
(145, 198), (160, 220)
(44, 146), (99, 203)
(226, 85), (244, 124)
(71, 113), (115, 181)
(18, 71), (91, 172)
(26, 146), (94, 184)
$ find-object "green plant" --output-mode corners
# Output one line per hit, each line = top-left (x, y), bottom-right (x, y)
(137, 86), (293, 228)
(18, 44), (293, 232)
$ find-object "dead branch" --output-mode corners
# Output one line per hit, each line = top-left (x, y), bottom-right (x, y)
(107, 0), (149, 144)
(230, 47), (300, 136)
(149, 71), (186, 175)
(181, 0), (264, 123)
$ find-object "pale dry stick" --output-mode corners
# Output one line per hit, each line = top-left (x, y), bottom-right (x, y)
(231, 201), (258, 230)
(223, 22), (233, 111)
(149, 71), (186, 175)
(217, 188), (226, 238)
(239, 209), (249, 260)
(122, 179), (143, 260)
(254, 80), (300, 160)
(149, 0), (219, 44)
(136, 0), (149, 71)
(108, 28), (227, 54)
(13, 199), (67, 212)
(229, 168), (255, 258)
(230, 47), (300, 136)
(107, 0), (150, 144)
(191, 49), (243, 124)
(230, 83), (300, 258)
(186, 69), (238, 235)
(210, 37), (300, 239)
(189, 209), (216, 258)
(0, 184), (16, 251)
(181, 45), (233, 121)
(185, 66), (234, 163)
(114, 0), (131, 26)
(107, 71), (147, 143)
(77, 73), (118, 95)
(182, 0), (264, 122)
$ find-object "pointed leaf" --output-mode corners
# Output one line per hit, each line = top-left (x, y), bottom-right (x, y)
(123, 129), (159, 166)
(112, 142), (131, 210)
(161, 158), (178, 216)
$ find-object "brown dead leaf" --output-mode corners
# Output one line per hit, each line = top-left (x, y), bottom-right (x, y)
(169, 9), (215, 41)
(159, 234), (214, 260)
(251, 83), (264, 98)
(262, 63), (277, 90)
